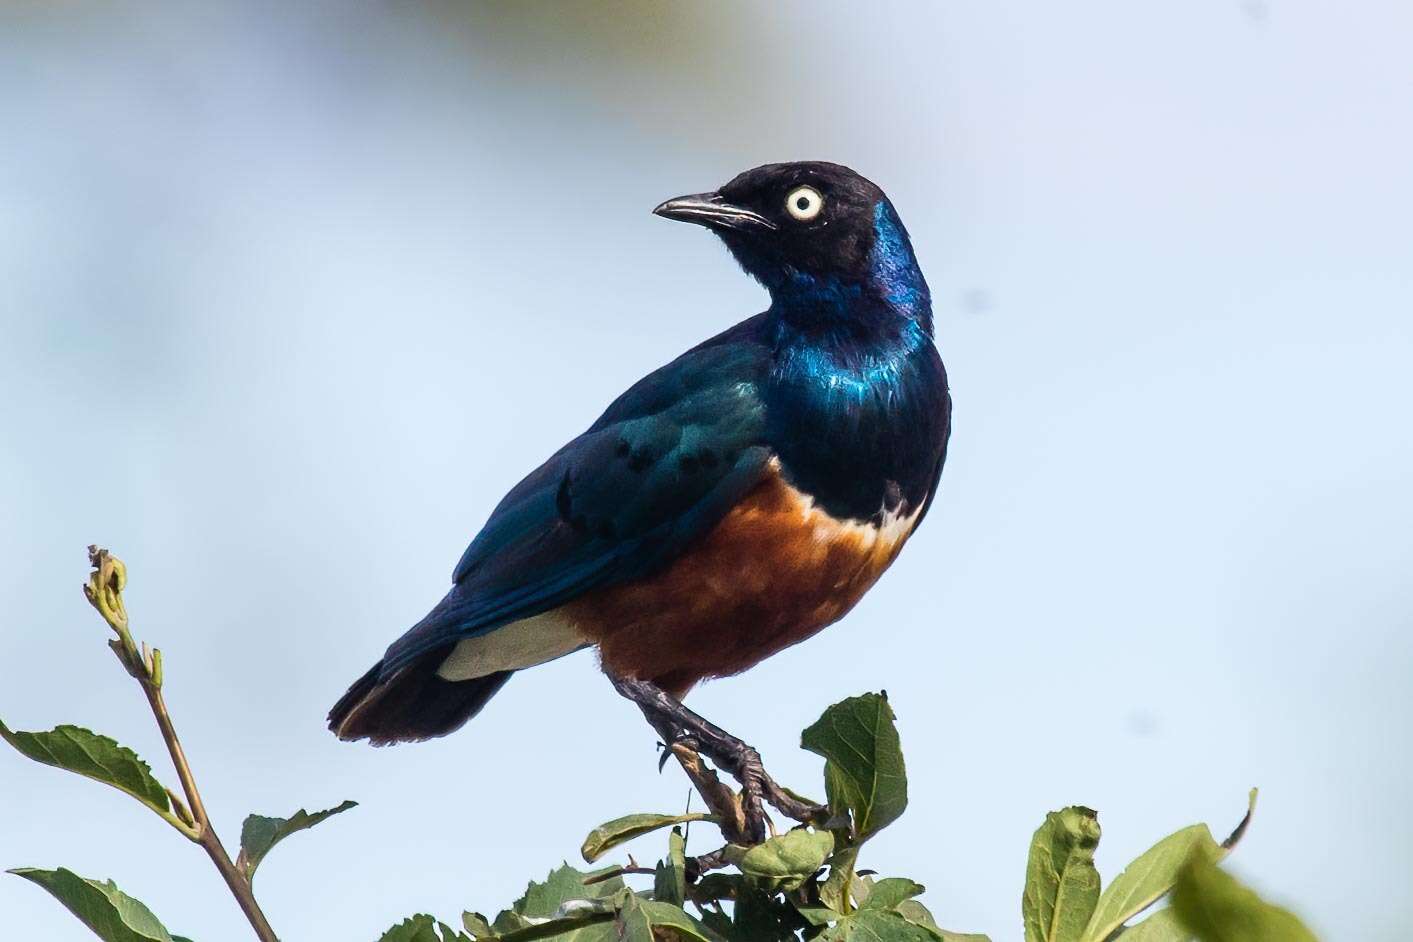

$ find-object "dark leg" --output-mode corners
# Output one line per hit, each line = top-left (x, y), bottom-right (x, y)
(609, 674), (824, 843)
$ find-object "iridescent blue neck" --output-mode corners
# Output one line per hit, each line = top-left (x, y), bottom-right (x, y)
(766, 201), (931, 339)
(767, 204), (927, 395)
(865, 201), (930, 328)
(760, 204), (942, 520)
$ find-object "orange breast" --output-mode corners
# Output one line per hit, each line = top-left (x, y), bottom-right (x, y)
(568, 464), (920, 696)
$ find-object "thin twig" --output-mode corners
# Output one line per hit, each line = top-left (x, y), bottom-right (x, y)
(86, 547), (280, 942)
(583, 865), (657, 885)
(141, 680), (278, 942)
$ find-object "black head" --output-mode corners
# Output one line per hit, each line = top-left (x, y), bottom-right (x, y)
(654, 162), (907, 294)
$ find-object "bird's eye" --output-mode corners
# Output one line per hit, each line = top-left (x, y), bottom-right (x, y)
(785, 186), (824, 222)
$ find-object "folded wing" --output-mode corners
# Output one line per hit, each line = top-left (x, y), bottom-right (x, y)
(380, 335), (773, 678)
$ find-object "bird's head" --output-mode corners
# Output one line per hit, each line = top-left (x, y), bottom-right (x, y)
(654, 161), (929, 328)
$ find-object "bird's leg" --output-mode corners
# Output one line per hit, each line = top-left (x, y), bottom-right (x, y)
(609, 675), (824, 843)
(610, 675), (766, 842)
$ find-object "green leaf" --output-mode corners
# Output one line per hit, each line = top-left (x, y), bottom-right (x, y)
(820, 846), (861, 913)
(728, 828), (835, 892)
(801, 693), (907, 841)
(492, 912), (536, 936)
(816, 882), (988, 941)
(440, 923), (472, 942)
(615, 896), (656, 942)
(1023, 807), (1102, 942)
(860, 878), (925, 912)
(824, 909), (947, 941)
(1080, 825), (1217, 942)
(494, 913), (616, 942)
(896, 900), (941, 932)
(376, 914), (473, 941)
(377, 915), (431, 942)
(236, 799), (357, 882)
(795, 905), (840, 928)
(819, 852), (857, 914)
(617, 895), (721, 942)
(377, 914), (429, 942)
(0, 722), (172, 819)
(511, 863), (625, 917)
(1170, 854), (1318, 942)
(1115, 908), (1192, 941)
(876, 898), (989, 942)
(462, 912), (494, 938)
(9, 868), (178, 942)
(580, 812), (712, 864)
(653, 827), (688, 906)
(639, 899), (714, 939)
(482, 864), (625, 941)
(1081, 791), (1258, 942)
(895, 899), (992, 942)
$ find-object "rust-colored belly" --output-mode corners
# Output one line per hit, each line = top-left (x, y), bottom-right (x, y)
(567, 467), (919, 696)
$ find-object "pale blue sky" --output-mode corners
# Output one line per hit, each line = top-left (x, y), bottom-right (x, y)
(2, 3), (1410, 940)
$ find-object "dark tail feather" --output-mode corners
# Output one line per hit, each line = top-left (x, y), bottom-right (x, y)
(328, 648), (513, 746)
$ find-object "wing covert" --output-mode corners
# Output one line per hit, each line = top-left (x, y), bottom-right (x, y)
(381, 336), (771, 675)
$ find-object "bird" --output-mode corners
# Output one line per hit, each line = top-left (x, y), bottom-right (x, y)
(329, 161), (951, 840)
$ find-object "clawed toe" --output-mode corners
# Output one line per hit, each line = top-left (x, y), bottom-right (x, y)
(657, 731), (700, 772)
(611, 673), (817, 844)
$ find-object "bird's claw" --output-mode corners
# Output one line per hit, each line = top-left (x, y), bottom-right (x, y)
(611, 673), (819, 844)
(692, 738), (770, 842)
(682, 733), (822, 836)
(657, 731), (701, 772)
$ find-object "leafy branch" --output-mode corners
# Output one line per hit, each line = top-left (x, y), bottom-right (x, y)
(1, 547), (355, 942)
(87, 546), (279, 940)
(2, 548), (1324, 942)
(375, 700), (1301, 942)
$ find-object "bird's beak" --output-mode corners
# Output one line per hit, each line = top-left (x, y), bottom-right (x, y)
(652, 192), (777, 232)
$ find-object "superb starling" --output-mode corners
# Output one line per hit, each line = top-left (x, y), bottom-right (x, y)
(330, 162), (951, 839)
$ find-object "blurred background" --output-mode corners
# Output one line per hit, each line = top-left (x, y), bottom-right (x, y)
(2, 1), (1410, 939)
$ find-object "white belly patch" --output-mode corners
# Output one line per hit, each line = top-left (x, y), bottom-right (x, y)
(435, 608), (588, 681)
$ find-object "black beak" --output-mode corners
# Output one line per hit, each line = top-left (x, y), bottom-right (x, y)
(652, 192), (777, 232)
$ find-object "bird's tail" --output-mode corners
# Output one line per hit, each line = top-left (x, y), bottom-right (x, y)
(327, 647), (512, 746)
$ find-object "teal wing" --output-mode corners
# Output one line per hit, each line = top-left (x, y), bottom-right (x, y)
(380, 325), (773, 675)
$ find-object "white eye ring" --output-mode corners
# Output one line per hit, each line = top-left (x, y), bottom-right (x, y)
(785, 185), (824, 221)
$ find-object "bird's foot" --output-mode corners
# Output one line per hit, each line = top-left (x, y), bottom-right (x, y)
(684, 729), (824, 829)
(653, 726), (766, 840)
(695, 735), (833, 837)
(611, 673), (826, 842)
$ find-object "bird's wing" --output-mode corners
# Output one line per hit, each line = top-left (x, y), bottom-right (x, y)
(380, 332), (773, 675)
